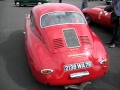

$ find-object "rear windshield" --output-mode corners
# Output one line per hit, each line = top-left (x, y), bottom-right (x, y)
(40, 11), (86, 28)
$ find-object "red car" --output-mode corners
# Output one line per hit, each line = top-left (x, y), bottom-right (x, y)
(82, 6), (115, 28)
(25, 3), (109, 86)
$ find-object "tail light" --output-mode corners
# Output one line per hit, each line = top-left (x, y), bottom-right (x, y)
(99, 59), (108, 65)
(41, 69), (54, 74)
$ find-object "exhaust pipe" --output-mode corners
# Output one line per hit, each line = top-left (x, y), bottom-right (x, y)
(64, 82), (91, 90)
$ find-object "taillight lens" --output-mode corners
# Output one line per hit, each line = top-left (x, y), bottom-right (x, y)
(41, 69), (54, 74)
(99, 59), (108, 65)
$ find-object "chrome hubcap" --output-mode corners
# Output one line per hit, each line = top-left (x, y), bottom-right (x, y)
(16, 2), (20, 6)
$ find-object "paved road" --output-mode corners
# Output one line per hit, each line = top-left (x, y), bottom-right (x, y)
(0, 0), (120, 90)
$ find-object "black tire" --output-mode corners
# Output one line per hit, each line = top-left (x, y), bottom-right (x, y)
(15, 2), (21, 7)
(23, 5), (27, 7)
(106, 2), (110, 4)
(84, 14), (92, 24)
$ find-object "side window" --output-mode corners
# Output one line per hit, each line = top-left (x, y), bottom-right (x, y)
(30, 12), (44, 43)
(30, 13), (35, 30)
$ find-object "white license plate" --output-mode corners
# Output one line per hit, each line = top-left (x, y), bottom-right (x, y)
(64, 61), (92, 71)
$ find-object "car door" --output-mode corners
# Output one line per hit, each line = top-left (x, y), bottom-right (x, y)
(30, 0), (38, 4)
(21, 0), (29, 4)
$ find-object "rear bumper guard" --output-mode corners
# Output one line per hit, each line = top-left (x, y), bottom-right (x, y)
(70, 71), (89, 78)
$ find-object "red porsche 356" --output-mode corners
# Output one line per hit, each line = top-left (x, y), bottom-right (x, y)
(25, 3), (109, 86)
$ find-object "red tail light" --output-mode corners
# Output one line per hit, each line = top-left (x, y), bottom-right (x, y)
(41, 69), (54, 74)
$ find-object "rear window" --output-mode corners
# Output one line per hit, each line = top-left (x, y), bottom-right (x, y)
(40, 11), (86, 28)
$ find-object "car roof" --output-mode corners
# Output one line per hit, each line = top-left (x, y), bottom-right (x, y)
(32, 3), (82, 17)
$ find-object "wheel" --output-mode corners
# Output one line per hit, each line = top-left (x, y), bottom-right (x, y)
(84, 14), (92, 24)
(23, 5), (27, 7)
(106, 2), (110, 4)
(15, 2), (21, 7)
(38, 2), (42, 5)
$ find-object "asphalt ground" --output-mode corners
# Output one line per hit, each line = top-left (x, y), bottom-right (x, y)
(0, 0), (120, 90)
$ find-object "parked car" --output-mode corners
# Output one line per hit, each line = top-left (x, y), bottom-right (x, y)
(82, 6), (115, 29)
(105, 0), (112, 4)
(25, 3), (109, 86)
(14, 0), (51, 7)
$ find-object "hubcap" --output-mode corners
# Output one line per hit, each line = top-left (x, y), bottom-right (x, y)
(38, 2), (42, 5)
(16, 2), (20, 7)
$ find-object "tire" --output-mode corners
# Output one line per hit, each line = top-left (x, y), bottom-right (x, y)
(84, 14), (92, 24)
(106, 2), (110, 4)
(38, 2), (42, 5)
(15, 2), (21, 7)
(23, 5), (27, 7)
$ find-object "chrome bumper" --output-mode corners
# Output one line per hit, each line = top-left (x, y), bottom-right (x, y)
(70, 71), (89, 78)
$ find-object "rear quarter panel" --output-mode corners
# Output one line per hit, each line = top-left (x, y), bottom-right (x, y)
(83, 7), (115, 28)
(83, 8), (101, 23)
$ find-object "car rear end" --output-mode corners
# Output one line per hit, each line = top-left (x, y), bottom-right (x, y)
(32, 25), (109, 85)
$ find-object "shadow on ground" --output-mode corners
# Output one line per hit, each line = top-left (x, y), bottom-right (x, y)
(0, 30), (63, 90)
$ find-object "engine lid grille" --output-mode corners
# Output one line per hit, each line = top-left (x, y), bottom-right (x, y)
(80, 36), (90, 44)
(63, 29), (80, 48)
(53, 38), (64, 49)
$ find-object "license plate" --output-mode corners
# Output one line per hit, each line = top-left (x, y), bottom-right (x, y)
(64, 61), (92, 71)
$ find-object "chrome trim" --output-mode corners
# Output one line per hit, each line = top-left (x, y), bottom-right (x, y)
(40, 11), (87, 28)
(70, 71), (89, 78)
(41, 69), (54, 74)
(100, 59), (107, 65)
